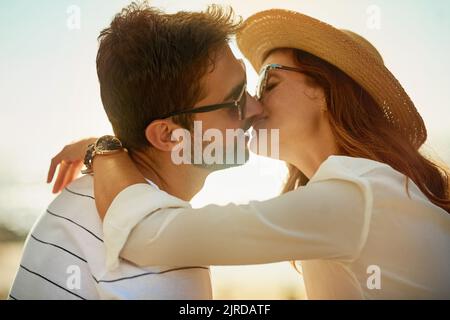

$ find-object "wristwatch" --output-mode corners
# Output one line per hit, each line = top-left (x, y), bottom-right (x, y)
(81, 135), (127, 175)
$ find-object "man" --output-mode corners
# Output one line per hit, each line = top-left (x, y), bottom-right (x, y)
(9, 2), (262, 299)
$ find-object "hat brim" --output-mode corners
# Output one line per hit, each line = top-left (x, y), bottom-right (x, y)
(237, 9), (426, 148)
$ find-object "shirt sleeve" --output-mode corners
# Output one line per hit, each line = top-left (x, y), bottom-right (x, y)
(104, 177), (370, 267)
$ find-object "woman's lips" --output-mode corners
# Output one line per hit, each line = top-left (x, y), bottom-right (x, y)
(248, 117), (267, 141)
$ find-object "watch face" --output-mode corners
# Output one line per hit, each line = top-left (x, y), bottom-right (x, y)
(95, 135), (123, 152)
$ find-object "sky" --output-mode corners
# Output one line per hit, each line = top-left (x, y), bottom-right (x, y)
(0, 0), (449, 298)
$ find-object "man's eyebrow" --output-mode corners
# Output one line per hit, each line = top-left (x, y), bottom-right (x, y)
(223, 78), (246, 102)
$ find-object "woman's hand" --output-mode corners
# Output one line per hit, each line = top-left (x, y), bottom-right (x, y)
(47, 137), (97, 193)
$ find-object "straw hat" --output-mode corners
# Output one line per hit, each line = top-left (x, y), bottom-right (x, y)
(236, 9), (427, 149)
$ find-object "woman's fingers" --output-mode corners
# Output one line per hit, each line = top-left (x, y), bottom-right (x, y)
(52, 161), (71, 193)
(62, 160), (83, 191)
(47, 138), (95, 184)
(48, 159), (84, 194)
(70, 160), (84, 182)
(47, 156), (60, 183)
(47, 138), (97, 190)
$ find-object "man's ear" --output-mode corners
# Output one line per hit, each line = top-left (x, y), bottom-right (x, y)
(144, 120), (183, 152)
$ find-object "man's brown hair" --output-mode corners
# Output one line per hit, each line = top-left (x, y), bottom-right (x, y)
(96, 2), (241, 150)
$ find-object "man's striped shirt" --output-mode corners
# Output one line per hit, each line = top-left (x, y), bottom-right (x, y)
(8, 175), (212, 300)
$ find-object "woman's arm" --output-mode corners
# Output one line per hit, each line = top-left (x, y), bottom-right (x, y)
(106, 177), (368, 267)
(48, 139), (369, 267)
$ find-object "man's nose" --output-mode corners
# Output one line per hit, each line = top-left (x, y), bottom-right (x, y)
(244, 94), (263, 119)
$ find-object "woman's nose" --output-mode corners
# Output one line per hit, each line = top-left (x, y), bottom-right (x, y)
(244, 94), (264, 119)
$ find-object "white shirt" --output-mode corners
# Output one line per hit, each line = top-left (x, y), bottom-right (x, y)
(8, 175), (212, 300)
(103, 156), (450, 299)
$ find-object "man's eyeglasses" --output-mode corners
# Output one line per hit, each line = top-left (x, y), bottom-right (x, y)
(154, 59), (248, 122)
(157, 82), (247, 121)
(256, 63), (304, 101)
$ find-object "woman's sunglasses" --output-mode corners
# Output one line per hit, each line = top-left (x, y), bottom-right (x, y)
(256, 63), (303, 101)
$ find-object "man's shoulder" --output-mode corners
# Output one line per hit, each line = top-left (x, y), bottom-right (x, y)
(40, 175), (100, 233)
(48, 175), (95, 209)
(63, 175), (95, 199)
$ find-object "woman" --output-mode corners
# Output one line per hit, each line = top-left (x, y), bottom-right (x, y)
(48, 9), (450, 299)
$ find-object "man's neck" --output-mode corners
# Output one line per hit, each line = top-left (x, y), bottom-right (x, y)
(129, 149), (209, 202)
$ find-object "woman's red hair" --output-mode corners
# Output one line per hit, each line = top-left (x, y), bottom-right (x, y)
(281, 49), (450, 214)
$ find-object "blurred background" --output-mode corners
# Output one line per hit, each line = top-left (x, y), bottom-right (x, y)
(1, 0), (449, 299)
